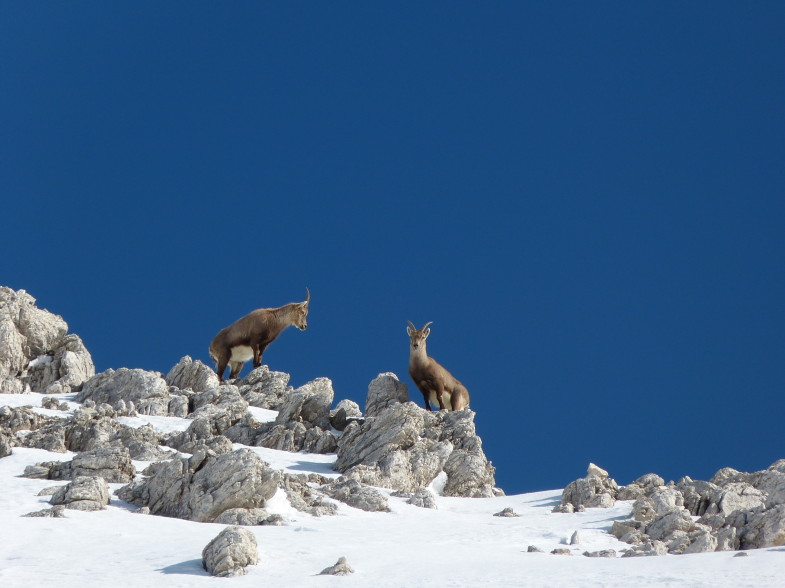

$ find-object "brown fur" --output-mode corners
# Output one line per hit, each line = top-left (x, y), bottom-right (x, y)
(209, 289), (310, 381)
(407, 320), (470, 411)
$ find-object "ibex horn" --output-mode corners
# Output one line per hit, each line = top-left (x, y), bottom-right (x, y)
(304, 288), (310, 304)
(421, 321), (433, 330)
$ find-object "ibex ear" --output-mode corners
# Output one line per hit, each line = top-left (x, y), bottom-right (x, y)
(423, 328), (430, 337)
(406, 326), (413, 336)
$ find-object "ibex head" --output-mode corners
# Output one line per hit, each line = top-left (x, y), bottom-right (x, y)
(406, 320), (432, 350)
(292, 288), (310, 330)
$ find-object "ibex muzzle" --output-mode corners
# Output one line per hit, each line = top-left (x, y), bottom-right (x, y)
(209, 289), (310, 381)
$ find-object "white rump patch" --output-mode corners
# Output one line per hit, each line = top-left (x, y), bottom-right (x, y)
(229, 345), (254, 362)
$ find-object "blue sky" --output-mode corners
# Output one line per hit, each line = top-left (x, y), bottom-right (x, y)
(3, 2), (784, 494)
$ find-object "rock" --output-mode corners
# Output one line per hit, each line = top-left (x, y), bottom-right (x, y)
(50, 476), (110, 511)
(649, 486), (685, 516)
(275, 378), (334, 430)
(23, 505), (66, 518)
(621, 540), (668, 557)
(279, 474), (338, 517)
(188, 384), (249, 433)
(335, 395), (495, 497)
(677, 478), (721, 517)
(570, 531), (581, 545)
(527, 545), (544, 553)
(550, 548), (572, 555)
(552, 504), (574, 513)
(321, 477), (390, 512)
(738, 504), (785, 549)
(0, 431), (11, 458)
(214, 508), (284, 526)
(77, 368), (183, 417)
(165, 356), (220, 393)
(117, 448), (281, 523)
(365, 372), (408, 418)
(716, 482), (766, 516)
(560, 464), (619, 509)
(583, 549), (616, 558)
(319, 556), (354, 576)
(494, 507), (519, 517)
(330, 399), (363, 431)
(406, 489), (437, 509)
(31, 446), (136, 483)
(236, 365), (293, 410)
(645, 509), (695, 542)
(610, 519), (643, 540)
(202, 526), (259, 578)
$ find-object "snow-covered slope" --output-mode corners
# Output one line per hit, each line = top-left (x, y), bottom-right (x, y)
(1, 392), (783, 588)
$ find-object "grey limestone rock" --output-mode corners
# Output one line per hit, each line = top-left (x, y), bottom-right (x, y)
(202, 526), (259, 577)
(236, 365), (293, 410)
(213, 508), (284, 526)
(0, 431), (11, 458)
(493, 507), (519, 517)
(319, 556), (354, 576)
(583, 549), (616, 558)
(365, 372), (408, 418)
(406, 489), (437, 509)
(50, 476), (110, 511)
(26, 446), (136, 483)
(275, 377), (334, 431)
(77, 368), (183, 417)
(330, 398), (363, 431)
(560, 463), (619, 509)
(117, 448), (281, 523)
(165, 356), (220, 393)
(279, 473), (338, 517)
(321, 477), (391, 512)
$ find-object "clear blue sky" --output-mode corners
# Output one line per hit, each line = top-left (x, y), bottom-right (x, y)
(3, 2), (784, 494)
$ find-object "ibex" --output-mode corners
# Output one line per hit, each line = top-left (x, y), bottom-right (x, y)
(209, 289), (310, 382)
(407, 320), (470, 411)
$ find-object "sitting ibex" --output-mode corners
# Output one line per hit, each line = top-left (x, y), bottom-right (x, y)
(407, 320), (470, 411)
(209, 289), (310, 381)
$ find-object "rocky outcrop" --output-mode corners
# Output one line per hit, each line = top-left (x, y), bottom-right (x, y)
(202, 526), (259, 577)
(165, 356), (220, 393)
(597, 460), (785, 555)
(117, 448), (281, 523)
(558, 463), (619, 510)
(334, 375), (496, 497)
(319, 556), (354, 576)
(223, 378), (337, 454)
(49, 476), (110, 511)
(77, 368), (188, 417)
(320, 477), (390, 512)
(235, 365), (294, 410)
(0, 287), (94, 393)
(23, 446), (135, 483)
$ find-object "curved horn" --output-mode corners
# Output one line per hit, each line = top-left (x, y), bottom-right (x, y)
(421, 321), (433, 331)
(304, 288), (310, 304)
(407, 320), (416, 331)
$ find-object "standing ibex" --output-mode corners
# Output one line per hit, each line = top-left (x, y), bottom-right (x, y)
(407, 320), (470, 411)
(209, 289), (310, 382)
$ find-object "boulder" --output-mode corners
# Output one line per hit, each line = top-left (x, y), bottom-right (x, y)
(50, 476), (110, 511)
(77, 368), (184, 417)
(117, 448), (281, 523)
(28, 446), (135, 483)
(235, 365), (293, 410)
(320, 477), (390, 512)
(165, 356), (220, 393)
(202, 526), (259, 577)
(330, 399), (363, 431)
(365, 372), (408, 417)
(319, 557), (354, 576)
(560, 464), (619, 509)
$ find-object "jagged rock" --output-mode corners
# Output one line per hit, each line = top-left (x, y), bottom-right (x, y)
(527, 545), (544, 553)
(0, 288), (94, 392)
(550, 548), (572, 555)
(117, 448), (281, 523)
(25, 446), (135, 483)
(50, 476), (110, 511)
(552, 504), (575, 513)
(560, 464), (619, 509)
(335, 393), (495, 497)
(645, 508), (696, 542)
(406, 489), (437, 509)
(236, 365), (293, 410)
(321, 477), (390, 512)
(0, 431), (11, 458)
(279, 474), (338, 516)
(165, 356), (220, 393)
(493, 507), (519, 517)
(330, 399), (362, 431)
(755, 469), (785, 509)
(570, 531), (581, 545)
(164, 418), (234, 456)
(41, 397), (69, 411)
(188, 384), (248, 434)
(710, 467), (751, 487)
(738, 504), (785, 549)
(716, 482), (766, 516)
(365, 372), (408, 418)
(649, 486), (684, 516)
(214, 508), (284, 526)
(631, 497), (656, 523)
(621, 540), (668, 557)
(64, 408), (170, 461)
(23, 505), (66, 518)
(677, 477), (721, 516)
(275, 378), (334, 431)
(319, 557), (354, 576)
(77, 368), (185, 417)
(202, 526), (259, 577)
(610, 519), (643, 540)
(583, 549), (616, 558)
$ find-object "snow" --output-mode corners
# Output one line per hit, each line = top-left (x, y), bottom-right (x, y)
(1, 393), (784, 587)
